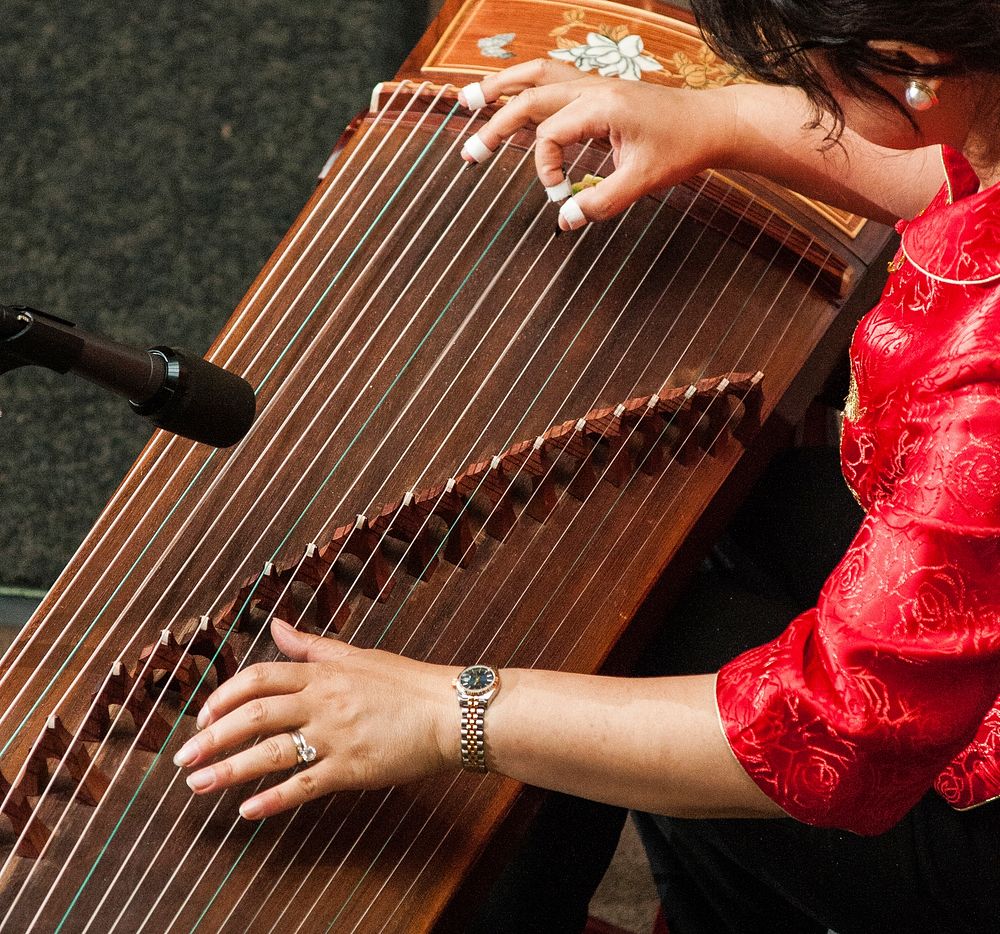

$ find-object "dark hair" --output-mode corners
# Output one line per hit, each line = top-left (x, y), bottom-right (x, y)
(690, 0), (1000, 135)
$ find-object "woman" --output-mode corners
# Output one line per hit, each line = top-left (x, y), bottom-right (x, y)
(173, 1), (1000, 929)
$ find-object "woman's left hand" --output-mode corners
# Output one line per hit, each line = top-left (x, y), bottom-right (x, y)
(173, 617), (461, 819)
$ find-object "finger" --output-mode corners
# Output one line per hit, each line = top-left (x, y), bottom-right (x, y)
(531, 99), (615, 195)
(461, 82), (583, 168)
(270, 616), (353, 664)
(239, 765), (328, 820)
(557, 167), (643, 230)
(176, 692), (303, 767)
(566, 169), (645, 224)
(534, 102), (643, 226)
(186, 730), (305, 795)
(458, 58), (585, 109)
(195, 659), (308, 729)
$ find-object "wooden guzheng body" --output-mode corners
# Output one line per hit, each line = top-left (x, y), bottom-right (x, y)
(0, 1), (894, 930)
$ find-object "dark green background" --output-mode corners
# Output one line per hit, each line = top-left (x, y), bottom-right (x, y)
(0, 1), (429, 589)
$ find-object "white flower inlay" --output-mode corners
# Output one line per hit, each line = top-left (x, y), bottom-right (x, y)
(549, 32), (662, 80)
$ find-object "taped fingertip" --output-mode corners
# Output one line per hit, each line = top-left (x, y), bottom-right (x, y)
(460, 132), (495, 164)
(545, 179), (573, 203)
(459, 81), (487, 111)
(558, 196), (588, 230)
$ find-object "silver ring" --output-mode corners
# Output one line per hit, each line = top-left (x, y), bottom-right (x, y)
(289, 729), (317, 765)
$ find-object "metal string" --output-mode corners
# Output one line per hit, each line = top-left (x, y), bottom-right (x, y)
(171, 156), (646, 933)
(5, 88), (494, 932)
(3, 84), (840, 932)
(367, 252), (827, 934)
(0, 79), (418, 702)
(39, 98), (564, 932)
(3, 84), (459, 924)
(91, 130), (545, 934)
(210, 176), (757, 929)
(117, 145), (596, 934)
(267, 184), (768, 929)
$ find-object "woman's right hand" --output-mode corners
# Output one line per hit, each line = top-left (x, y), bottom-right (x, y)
(458, 59), (736, 229)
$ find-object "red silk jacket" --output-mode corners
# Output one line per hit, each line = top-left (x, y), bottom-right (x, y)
(716, 147), (1000, 836)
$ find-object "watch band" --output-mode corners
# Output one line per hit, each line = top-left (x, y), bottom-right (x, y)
(459, 697), (489, 772)
(454, 664), (499, 772)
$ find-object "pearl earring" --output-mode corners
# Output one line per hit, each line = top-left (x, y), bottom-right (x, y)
(905, 80), (939, 111)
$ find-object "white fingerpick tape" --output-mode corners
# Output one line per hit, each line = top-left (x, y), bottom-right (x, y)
(461, 132), (495, 164)
(460, 82), (487, 111)
(545, 179), (573, 203)
(559, 196), (587, 230)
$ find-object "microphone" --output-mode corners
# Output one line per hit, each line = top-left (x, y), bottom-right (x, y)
(0, 304), (256, 448)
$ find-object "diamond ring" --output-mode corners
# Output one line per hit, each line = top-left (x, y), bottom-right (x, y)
(289, 729), (317, 765)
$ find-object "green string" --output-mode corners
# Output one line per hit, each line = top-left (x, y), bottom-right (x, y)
(53, 100), (462, 933)
(186, 178), (538, 934)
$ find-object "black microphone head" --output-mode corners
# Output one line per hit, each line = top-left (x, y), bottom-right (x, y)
(131, 347), (256, 448)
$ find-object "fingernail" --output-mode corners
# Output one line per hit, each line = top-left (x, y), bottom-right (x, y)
(545, 179), (573, 203)
(173, 739), (199, 767)
(240, 798), (263, 820)
(186, 768), (214, 792)
(196, 705), (212, 729)
(271, 616), (293, 630)
(460, 81), (486, 111)
(460, 132), (494, 164)
(558, 196), (587, 231)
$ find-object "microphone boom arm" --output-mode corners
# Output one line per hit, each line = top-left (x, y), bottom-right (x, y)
(0, 304), (256, 448)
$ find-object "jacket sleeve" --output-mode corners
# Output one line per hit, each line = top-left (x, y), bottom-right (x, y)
(716, 380), (1000, 835)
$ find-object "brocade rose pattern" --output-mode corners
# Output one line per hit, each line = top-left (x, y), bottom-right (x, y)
(718, 146), (1000, 834)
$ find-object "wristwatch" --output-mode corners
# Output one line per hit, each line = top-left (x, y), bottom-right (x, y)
(454, 664), (500, 772)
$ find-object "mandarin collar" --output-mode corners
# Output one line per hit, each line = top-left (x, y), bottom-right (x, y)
(899, 146), (1000, 285)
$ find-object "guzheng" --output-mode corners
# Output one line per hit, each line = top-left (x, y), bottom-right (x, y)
(0, 1), (894, 930)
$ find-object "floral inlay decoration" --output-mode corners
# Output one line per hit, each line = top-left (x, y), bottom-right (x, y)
(548, 9), (662, 80)
(548, 8), (749, 89)
(665, 47), (749, 90)
(478, 33), (516, 59)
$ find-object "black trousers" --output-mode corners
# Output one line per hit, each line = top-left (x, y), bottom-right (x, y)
(474, 446), (1000, 934)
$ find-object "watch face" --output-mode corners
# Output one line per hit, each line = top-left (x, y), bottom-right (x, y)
(459, 665), (496, 694)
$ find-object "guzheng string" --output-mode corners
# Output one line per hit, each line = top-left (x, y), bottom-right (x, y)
(1, 86), (508, 928)
(0, 80), (445, 753)
(81, 132), (548, 934)
(150, 152), (637, 931)
(270, 208), (816, 923)
(0, 82), (454, 884)
(312, 240), (827, 934)
(21, 93), (592, 928)
(98, 140), (600, 933)
(97, 144), (664, 928)
(335, 244), (827, 934)
(307, 206), (783, 933)
(361, 256), (832, 934)
(179, 180), (772, 928)
(278, 211), (820, 932)
(153, 138), (628, 930)
(0, 82), (844, 934)
(139, 174), (788, 928)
